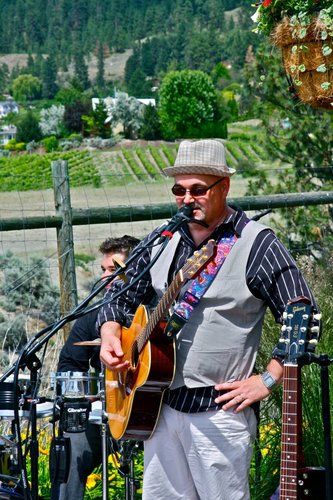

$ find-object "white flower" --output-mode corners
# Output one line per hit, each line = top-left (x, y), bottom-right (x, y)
(251, 7), (261, 23)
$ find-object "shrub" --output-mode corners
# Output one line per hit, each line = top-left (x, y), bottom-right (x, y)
(42, 136), (59, 153)
(4, 139), (26, 151)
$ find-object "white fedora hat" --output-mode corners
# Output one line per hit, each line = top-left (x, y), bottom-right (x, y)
(163, 139), (236, 178)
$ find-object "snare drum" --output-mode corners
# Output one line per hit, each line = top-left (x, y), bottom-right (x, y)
(50, 372), (101, 401)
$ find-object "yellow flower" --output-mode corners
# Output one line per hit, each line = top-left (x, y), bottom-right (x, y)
(86, 473), (102, 489)
(39, 447), (49, 456)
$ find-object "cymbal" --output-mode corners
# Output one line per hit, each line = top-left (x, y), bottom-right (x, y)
(74, 339), (101, 346)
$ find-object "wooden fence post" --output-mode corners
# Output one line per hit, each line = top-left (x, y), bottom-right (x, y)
(52, 160), (78, 340)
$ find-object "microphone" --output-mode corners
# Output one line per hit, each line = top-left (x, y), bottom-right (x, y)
(158, 203), (195, 243)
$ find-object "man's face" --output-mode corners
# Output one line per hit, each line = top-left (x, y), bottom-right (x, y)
(101, 251), (127, 286)
(173, 174), (230, 226)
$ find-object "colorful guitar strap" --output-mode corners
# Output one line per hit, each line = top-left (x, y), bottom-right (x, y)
(164, 231), (238, 337)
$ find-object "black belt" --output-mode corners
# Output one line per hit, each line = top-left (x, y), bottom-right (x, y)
(164, 385), (260, 417)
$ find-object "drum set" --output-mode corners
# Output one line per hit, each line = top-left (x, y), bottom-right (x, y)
(0, 369), (141, 500)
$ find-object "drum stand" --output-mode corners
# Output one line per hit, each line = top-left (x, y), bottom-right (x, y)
(100, 367), (109, 500)
(118, 440), (141, 500)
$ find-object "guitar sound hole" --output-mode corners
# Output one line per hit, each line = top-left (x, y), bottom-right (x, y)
(131, 342), (139, 368)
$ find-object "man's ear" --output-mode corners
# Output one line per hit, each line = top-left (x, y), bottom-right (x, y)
(222, 177), (230, 195)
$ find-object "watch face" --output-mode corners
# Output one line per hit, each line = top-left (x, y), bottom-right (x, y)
(262, 372), (276, 389)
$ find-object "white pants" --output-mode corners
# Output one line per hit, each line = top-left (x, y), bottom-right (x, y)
(143, 404), (257, 500)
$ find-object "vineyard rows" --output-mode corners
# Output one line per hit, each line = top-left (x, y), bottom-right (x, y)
(0, 138), (270, 192)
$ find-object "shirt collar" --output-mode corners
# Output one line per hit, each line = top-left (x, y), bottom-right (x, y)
(180, 207), (249, 246)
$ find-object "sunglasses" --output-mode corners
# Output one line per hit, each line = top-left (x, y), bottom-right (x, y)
(171, 177), (224, 197)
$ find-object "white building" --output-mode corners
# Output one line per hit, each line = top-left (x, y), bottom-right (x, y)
(0, 99), (19, 118)
(0, 125), (17, 145)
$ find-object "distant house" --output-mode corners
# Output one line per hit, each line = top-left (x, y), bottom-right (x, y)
(0, 125), (17, 145)
(0, 99), (19, 118)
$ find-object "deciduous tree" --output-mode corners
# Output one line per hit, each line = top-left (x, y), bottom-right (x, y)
(158, 69), (217, 139)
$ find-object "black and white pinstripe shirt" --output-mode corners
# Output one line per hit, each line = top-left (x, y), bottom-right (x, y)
(97, 209), (317, 412)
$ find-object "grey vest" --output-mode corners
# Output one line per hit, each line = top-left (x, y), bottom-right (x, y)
(150, 221), (268, 389)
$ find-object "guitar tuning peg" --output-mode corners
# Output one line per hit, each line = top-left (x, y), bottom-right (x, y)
(279, 338), (286, 343)
(287, 313), (293, 319)
(281, 325), (287, 332)
(309, 339), (318, 345)
(282, 312), (288, 319)
(302, 314), (309, 320)
(310, 326), (320, 333)
(313, 313), (322, 321)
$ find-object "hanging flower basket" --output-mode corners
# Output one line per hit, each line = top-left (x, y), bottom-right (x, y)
(272, 15), (333, 109)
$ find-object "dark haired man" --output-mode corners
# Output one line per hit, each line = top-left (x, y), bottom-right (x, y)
(52, 235), (140, 500)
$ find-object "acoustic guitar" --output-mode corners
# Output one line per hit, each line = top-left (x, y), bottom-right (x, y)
(277, 297), (325, 499)
(105, 240), (216, 441)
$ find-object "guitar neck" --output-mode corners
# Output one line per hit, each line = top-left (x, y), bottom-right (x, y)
(280, 364), (303, 499)
(136, 270), (185, 352)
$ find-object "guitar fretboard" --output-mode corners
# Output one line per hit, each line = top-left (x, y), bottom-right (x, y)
(136, 270), (184, 353)
(280, 364), (302, 500)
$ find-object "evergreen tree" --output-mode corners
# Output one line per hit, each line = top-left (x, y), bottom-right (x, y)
(139, 104), (161, 140)
(126, 67), (151, 97)
(0, 64), (9, 95)
(96, 43), (105, 90)
(16, 110), (42, 142)
(26, 53), (35, 75)
(41, 54), (58, 98)
(73, 49), (89, 90)
(82, 101), (111, 138)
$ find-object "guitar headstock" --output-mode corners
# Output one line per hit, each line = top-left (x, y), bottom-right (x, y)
(182, 240), (216, 281)
(276, 297), (321, 364)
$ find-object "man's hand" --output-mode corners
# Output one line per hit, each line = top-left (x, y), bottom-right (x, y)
(214, 359), (283, 413)
(100, 321), (130, 371)
(214, 375), (270, 413)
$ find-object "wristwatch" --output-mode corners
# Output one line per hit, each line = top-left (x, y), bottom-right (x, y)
(260, 370), (277, 390)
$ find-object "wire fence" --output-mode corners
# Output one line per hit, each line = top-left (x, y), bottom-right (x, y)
(0, 161), (332, 385)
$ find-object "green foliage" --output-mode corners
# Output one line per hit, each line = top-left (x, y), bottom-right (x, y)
(253, 1), (333, 36)
(15, 110), (42, 143)
(122, 149), (145, 179)
(12, 74), (42, 102)
(55, 87), (84, 106)
(0, 314), (28, 351)
(41, 54), (58, 98)
(0, 151), (100, 191)
(159, 70), (217, 139)
(82, 102), (112, 138)
(96, 43), (106, 90)
(138, 105), (162, 140)
(3, 139), (26, 151)
(42, 136), (59, 152)
(0, 252), (61, 350)
(251, 261), (333, 498)
(73, 49), (90, 91)
(241, 42), (333, 262)
(135, 148), (160, 179)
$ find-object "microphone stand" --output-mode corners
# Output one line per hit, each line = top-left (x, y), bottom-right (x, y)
(3, 204), (198, 500)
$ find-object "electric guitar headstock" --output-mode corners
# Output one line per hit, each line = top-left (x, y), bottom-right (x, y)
(275, 296), (321, 365)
